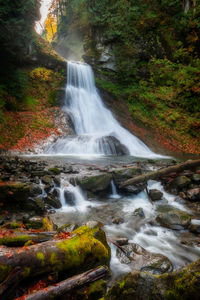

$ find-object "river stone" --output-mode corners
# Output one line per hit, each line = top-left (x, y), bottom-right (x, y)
(97, 136), (130, 155)
(0, 182), (30, 202)
(166, 176), (191, 194)
(120, 183), (146, 195)
(48, 167), (61, 175)
(77, 173), (112, 193)
(112, 167), (142, 186)
(44, 196), (62, 209)
(53, 176), (61, 187)
(186, 188), (200, 202)
(149, 189), (163, 201)
(64, 190), (76, 206)
(192, 174), (200, 183)
(133, 207), (145, 218)
(116, 243), (173, 274)
(156, 209), (192, 230)
(29, 184), (43, 197)
(41, 175), (52, 185)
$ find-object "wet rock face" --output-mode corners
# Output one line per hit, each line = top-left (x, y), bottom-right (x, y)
(149, 189), (163, 201)
(116, 243), (173, 275)
(97, 136), (130, 156)
(112, 166), (146, 194)
(64, 190), (76, 206)
(133, 207), (145, 218)
(77, 173), (112, 193)
(156, 209), (192, 230)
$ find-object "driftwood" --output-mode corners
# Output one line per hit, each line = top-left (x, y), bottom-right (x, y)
(120, 159), (200, 188)
(0, 267), (23, 300)
(18, 266), (109, 300)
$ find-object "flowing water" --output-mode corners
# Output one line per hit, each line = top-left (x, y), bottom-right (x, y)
(44, 61), (200, 279)
(51, 177), (200, 279)
(47, 61), (161, 158)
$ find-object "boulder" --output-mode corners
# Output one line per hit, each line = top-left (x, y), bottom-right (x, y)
(41, 175), (52, 185)
(64, 190), (76, 206)
(116, 243), (173, 274)
(149, 189), (163, 201)
(156, 209), (192, 230)
(166, 176), (191, 194)
(186, 188), (200, 202)
(0, 182), (30, 203)
(112, 167), (142, 186)
(97, 136), (130, 155)
(106, 258), (200, 300)
(44, 196), (62, 209)
(192, 173), (200, 183)
(29, 184), (43, 197)
(77, 173), (112, 193)
(133, 207), (145, 218)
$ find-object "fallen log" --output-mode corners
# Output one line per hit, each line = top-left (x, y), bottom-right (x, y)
(17, 266), (109, 300)
(0, 232), (56, 247)
(0, 226), (111, 287)
(120, 159), (200, 188)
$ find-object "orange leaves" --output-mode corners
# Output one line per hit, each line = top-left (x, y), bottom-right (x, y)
(54, 232), (71, 240)
(44, 13), (57, 42)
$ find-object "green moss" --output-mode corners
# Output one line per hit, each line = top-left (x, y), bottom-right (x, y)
(56, 226), (110, 271)
(88, 279), (107, 299)
(43, 217), (54, 231)
(5, 222), (21, 229)
(0, 235), (32, 246)
(36, 252), (45, 266)
(48, 167), (60, 175)
(119, 280), (125, 289)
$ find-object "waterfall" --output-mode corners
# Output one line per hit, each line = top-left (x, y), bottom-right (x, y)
(110, 180), (120, 199)
(47, 61), (159, 157)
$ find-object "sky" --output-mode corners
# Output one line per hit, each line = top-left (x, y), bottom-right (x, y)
(35, 0), (53, 34)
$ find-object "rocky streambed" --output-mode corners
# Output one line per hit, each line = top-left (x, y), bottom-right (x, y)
(0, 155), (200, 299)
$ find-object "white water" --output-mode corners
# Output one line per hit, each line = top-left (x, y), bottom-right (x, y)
(47, 61), (160, 157)
(110, 180), (121, 199)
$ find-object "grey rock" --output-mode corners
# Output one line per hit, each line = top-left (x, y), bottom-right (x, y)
(156, 209), (192, 230)
(116, 243), (173, 274)
(44, 196), (62, 209)
(133, 207), (145, 218)
(149, 189), (163, 201)
(64, 190), (76, 206)
(41, 175), (52, 185)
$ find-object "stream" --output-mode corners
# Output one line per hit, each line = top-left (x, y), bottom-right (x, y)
(29, 61), (200, 281)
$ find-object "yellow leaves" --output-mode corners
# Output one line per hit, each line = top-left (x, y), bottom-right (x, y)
(30, 68), (54, 82)
(44, 13), (57, 42)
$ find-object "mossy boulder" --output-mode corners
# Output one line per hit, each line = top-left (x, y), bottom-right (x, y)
(112, 167), (142, 186)
(156, 209), (192, 230)
(0, 182), (30, 203)
(77, 174), (112, 193)
(106, 258), (200, 300)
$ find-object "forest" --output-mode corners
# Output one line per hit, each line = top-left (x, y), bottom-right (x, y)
(0, 0), (200, 299)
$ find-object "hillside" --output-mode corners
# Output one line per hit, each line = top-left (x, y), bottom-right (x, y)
(53, 0), (200, 155)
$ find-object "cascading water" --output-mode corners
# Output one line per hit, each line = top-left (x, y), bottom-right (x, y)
(47, 61), (159, 157)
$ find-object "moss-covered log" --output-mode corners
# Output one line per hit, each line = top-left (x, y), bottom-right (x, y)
(0, 226), (111, 288)
(120, 159), (200, 188)
(106, 258), (200, 300)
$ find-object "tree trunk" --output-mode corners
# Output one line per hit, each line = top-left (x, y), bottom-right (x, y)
(18, 266), (109, 300)
(120, 159), (200, 187)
